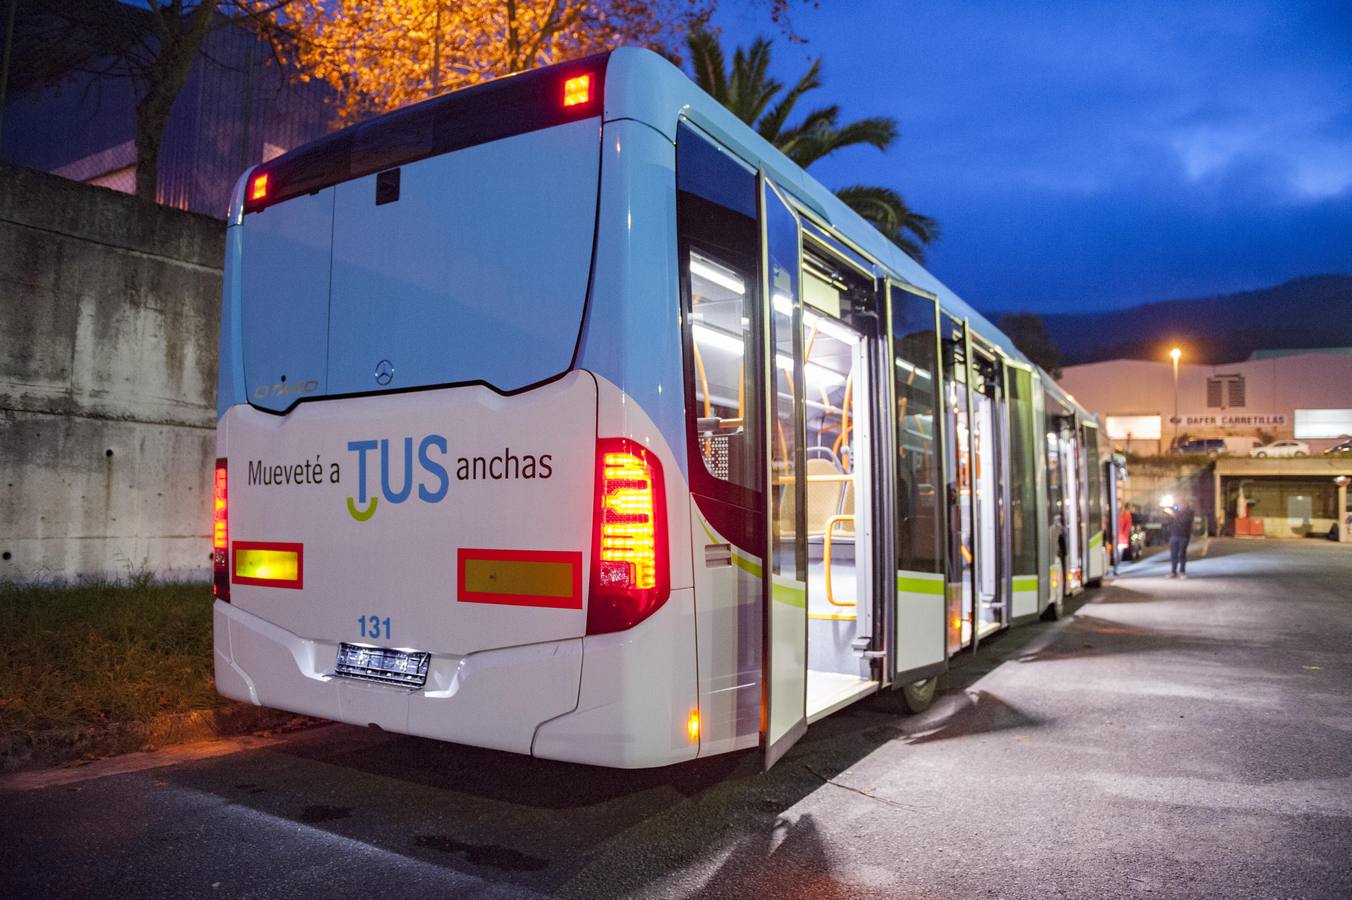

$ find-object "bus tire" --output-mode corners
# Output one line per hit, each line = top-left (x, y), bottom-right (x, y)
(901, 677), (938, 713)
(1041, 594), (1065, 621)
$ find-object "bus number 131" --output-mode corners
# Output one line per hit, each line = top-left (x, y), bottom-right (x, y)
(358, 615), (392, 642)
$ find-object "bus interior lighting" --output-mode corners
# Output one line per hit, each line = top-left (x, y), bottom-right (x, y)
(692, 323), (746, 355)
(690, 256), (746, 295)
(563, 74), (592, 107)
(802, 308), (858, 344)
(804, 361), (847, 387)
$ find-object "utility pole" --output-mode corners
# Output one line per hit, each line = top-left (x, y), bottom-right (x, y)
(1170, 347), (1182, 450)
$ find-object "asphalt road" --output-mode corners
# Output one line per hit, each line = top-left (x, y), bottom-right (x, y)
(4, 538), (1350, 899)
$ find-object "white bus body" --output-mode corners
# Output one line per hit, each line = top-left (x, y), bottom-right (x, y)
(212, 49), (1107, 769)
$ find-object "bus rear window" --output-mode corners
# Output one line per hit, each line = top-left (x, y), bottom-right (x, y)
(239, 118), (602, 410)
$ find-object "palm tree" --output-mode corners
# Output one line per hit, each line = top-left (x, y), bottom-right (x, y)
(685, 28), (939, 262)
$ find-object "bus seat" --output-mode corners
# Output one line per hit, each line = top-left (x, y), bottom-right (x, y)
(806, 457), (846, 539)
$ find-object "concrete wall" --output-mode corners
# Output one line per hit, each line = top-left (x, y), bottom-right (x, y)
(1, 165), (223, 582)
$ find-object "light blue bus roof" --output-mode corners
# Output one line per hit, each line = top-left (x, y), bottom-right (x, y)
(603, 47), (1080, 406)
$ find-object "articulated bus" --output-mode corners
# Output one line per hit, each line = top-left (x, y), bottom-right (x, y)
(211, 48), (1110, 769)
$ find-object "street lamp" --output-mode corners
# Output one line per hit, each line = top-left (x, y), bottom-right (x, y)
(1169, 347), (1182, 449)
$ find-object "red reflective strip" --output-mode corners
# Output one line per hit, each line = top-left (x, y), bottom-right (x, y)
(231, 540), (304, 590)
(457, 547), (583, 610)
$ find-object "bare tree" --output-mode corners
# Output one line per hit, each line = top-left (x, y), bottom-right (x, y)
(16, 0), (281, 201)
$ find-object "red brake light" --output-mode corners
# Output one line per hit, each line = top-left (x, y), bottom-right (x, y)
(213, 458), (230, 602)
(563, 74), (592, 107)
(249, 172), (268, 201)
(587, 438), (669, 635)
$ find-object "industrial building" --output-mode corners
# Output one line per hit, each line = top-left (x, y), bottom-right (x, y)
(1060, 350), (1352, 539)
(1059, 350), (1352, 456)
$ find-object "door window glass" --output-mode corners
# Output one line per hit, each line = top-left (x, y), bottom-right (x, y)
(890, 286), (941, 574)
(677, 123), (763, 494)
(1008, 367), (1040, 576)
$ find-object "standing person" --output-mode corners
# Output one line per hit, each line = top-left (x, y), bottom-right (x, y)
(1050, 513), (1067, 595)
(1117, 502), (1134, 568)
(1167, 500), (1196, 578)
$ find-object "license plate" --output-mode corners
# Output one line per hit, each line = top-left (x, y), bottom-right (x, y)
(334, 642), (430, 689)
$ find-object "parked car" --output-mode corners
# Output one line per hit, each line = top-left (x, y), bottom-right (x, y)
(1171, 438), (1225, 456)
(1250, 440), (1309, 458)
(1223, 436), (1262, 455)
(1323, 437), (1352, 456)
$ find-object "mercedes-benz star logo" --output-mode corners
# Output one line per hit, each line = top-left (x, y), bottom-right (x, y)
(374, 359), (394, 386)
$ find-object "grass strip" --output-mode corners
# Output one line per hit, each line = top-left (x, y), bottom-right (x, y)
(0, 578), (306, 771)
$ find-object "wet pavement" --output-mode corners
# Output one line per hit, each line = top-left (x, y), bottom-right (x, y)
(3, 538), (1350, 898)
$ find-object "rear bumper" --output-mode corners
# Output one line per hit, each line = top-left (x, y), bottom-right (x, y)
(213, 587), (701, 768)
(214, 600), (583, 756)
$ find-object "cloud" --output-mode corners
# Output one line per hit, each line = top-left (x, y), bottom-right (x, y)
(714, 0), (1352, 309)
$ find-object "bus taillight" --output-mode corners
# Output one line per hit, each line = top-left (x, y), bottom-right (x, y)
(213, 458), (230, 602)
(587, 438), (669, 635)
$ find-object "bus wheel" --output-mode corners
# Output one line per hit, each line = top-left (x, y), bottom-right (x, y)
(1041, 594), (1065, 621)
(901, 677), (938, 713)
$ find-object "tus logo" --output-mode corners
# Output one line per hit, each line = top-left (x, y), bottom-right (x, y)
(345, 436), (449, 522)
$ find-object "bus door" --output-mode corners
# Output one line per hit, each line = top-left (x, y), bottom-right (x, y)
(1060, 419), (1083, 591)
(794, 228), (885, 726)
(888, 283), (946, 679)
(761, 177), (807, 769)
(1084, 421), (1105, 582)
(941, 315), (973, 652)
(969, 346), (1010, 640)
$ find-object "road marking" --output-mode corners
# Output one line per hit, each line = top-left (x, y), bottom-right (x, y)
(0, 733), (291, 793)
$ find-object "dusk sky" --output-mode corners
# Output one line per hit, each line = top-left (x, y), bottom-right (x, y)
(714, 0), (1352, 313)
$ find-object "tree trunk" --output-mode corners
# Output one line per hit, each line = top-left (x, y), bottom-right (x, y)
(132, 1), (218, 203)
(133, 85), (173, 201)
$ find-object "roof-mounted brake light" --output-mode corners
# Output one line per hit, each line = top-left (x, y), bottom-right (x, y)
(563, 74), (592, 107)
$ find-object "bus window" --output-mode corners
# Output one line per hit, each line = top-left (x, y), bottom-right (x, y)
(677, 123), (762, 495)
(891, 288), (941, 575)
(1086, 423), (1103, 551)
(1008, 366), (1041, 611)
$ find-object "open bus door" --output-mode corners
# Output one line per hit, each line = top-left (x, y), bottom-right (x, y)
(761, 177), (808, 769)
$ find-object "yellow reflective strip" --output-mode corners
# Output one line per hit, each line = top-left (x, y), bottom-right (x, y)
(464, 558), (574, 598)
(808, 612), (856, 621)
(1012, 575), (1039, 592)
(234, 548), (298, 582)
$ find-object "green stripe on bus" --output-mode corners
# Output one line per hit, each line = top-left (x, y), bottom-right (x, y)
(772, 581), (807, 608)
(897, 575), (945, 595)
(1089, 531), (1103, 549)
(733, 553), (762, 579)
(1012, 575), (1039, 592)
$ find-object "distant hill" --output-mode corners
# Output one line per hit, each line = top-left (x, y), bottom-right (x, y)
(1011, 275), (1352, 366)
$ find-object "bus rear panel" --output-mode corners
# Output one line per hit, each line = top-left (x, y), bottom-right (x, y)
(213, 55), (699, 768)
